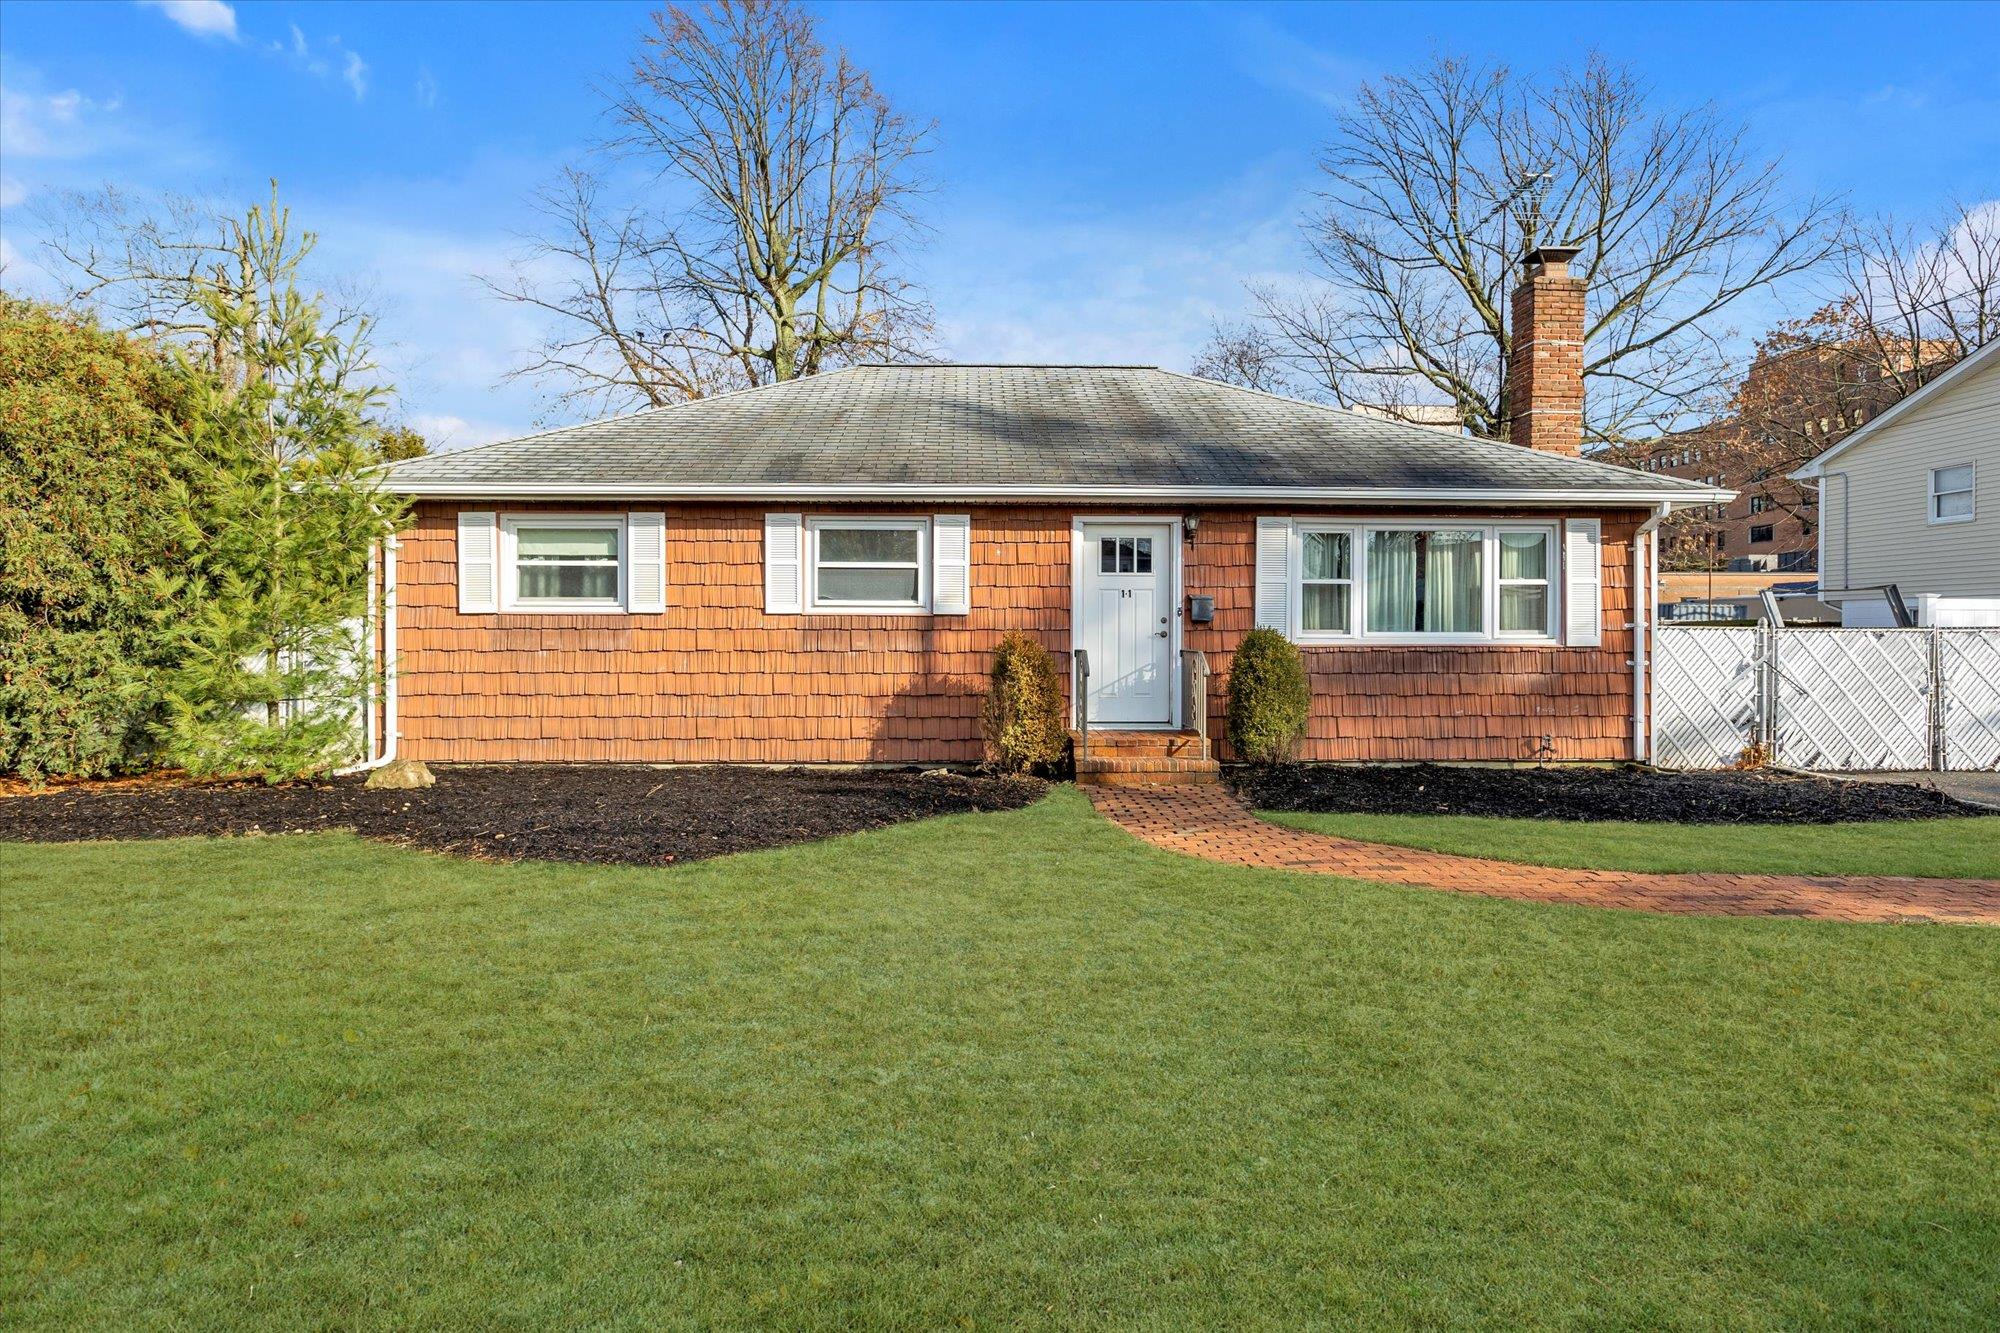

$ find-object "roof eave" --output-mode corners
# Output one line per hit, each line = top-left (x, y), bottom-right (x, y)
(379, 480), (1730, 507)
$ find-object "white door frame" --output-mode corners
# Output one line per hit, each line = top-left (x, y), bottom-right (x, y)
(1070, 515), (1183, 729)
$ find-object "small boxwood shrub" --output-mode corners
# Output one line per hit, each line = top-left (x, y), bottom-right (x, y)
(1226, 627), (1310, 764)
(982, 632), (1069, 774)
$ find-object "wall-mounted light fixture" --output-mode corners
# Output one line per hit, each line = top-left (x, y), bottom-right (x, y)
(1183, 513), (1201, 541)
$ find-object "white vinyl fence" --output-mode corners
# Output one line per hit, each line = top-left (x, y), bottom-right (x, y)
(1653, 626), (2000, 772)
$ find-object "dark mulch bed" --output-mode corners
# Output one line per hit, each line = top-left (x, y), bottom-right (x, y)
(0, 765), (1046, 865)
(1230, 763), (1988, 825)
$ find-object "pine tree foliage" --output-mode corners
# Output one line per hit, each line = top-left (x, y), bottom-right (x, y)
(145, 192), (405, 779)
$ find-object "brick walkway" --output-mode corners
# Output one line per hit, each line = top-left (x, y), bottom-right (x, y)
(1087, 786), (2000, 925)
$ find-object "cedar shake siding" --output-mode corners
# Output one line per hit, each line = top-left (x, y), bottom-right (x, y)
(394, 500), (1648, 765)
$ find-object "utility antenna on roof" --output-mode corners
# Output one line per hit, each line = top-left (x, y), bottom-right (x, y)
(1474, 168), (1558, 255)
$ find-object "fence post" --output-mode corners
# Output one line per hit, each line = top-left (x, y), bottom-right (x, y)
(1761, 622), (1781, 760)
(1930, 630), (1946, 770)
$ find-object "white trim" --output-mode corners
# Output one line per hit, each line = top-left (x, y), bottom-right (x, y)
(499, 513), (628, 613)
(764, 512), (804, 614)
(384, 480), (1731, 505)
(1927, 462), (1976, 525)
(1285, 518), (1562, 646)
(805, 516), (931, 615)
(1791, 338), (2000, 478)
(1564, 518), (1603, 647)
(1071, 515), (1184, 729)
(626, 510), (667, 612)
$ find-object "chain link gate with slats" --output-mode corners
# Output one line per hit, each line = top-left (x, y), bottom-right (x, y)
(1653, 626), (2000, 772)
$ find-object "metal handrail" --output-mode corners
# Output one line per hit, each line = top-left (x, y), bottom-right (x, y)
(1180, 648), (1210, 760)
(1073, 648), (1090, 766)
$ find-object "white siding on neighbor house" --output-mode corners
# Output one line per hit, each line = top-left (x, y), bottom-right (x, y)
(1819, 351), (1999, 601)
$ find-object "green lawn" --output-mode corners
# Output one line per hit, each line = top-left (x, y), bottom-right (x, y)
(5, 789), (1996, 1329)
(1257, 809), (2000, 879)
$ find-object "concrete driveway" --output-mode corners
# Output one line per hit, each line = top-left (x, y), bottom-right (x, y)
(1835, 770), (2000, 810)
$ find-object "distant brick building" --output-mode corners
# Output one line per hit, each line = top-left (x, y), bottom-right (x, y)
(1618, 330), (1950, 574)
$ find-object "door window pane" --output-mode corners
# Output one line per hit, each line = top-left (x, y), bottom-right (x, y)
(1100, 538), (1118, 573)
(1133, 537), (1152, 573)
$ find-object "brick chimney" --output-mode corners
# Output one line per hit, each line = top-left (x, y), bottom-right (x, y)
(1508, 244), (1585, 455)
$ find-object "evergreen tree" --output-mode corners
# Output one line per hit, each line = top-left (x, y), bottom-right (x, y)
(147, 190), (405, 779)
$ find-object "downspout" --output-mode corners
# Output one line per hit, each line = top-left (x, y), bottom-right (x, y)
(1631, 502), (1671, 763)
(334, 536), (399, 776)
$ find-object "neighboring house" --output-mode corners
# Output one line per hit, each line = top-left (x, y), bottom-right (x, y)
(369, 247), (1723, 770)
(1793, 338), (2000, 627)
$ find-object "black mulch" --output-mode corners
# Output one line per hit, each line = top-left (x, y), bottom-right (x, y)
(1230, 763), (1989, 825)
(0, 765), (1046, 865)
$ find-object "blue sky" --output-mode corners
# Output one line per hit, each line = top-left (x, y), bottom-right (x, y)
(3, 0), (1996, 448)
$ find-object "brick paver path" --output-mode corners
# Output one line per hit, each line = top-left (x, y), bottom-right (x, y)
(1087, 786), (2000, 925)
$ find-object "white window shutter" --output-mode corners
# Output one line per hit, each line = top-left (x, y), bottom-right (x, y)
(1564, 518), (1603, 646)
(764, 513), (804, 614)
(1255, 517), (1292, 634)
(932, 514), (971, 614)
(626, 511), (666, 612)
(457, 510), (498, 613)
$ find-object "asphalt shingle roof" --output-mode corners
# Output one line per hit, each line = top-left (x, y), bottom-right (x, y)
(382, 364), (1717, 499)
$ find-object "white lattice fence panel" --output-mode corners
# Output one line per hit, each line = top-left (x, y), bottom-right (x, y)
(1772, 629), (1931, 771)
(1653, 627), (1760, 769)
(1940, 631), (2000, 771)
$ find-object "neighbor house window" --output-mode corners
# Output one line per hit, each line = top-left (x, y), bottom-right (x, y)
(1929, 464), (1975, 523)
(503, 517), (624, 609)
(1750, 524), (1775, 544)
(807, 518), (928, 611)
(1749, 495), (1773, 514)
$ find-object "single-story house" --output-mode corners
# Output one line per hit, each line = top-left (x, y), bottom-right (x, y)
(1792, 337), (2000, 627)
(368, 247), (1725, 773)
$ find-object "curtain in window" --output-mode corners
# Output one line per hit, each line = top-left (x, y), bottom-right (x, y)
(1367, 531), (1418, 632)
(1426, 531), (1482, 633)
(1367, 530), (1483, 633)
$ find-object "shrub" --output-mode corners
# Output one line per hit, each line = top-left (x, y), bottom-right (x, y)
(0, 296), (197, 781)
(1226, 627), (1309, 763)
(982, 632), (1069, 773)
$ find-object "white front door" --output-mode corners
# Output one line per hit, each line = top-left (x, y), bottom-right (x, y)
(1079, 522), (1175, 726)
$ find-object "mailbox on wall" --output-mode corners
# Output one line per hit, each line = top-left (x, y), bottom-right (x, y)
(1188, 595), (1215, 624)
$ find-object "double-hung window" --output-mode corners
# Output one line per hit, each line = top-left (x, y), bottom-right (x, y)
(1495, 530), (1553, 635)
(1297, 529), (1353, 634)
(503, 517), (624, 609)
(1290, 522), (1557, 643)
(807, 518), (928, 612)
(1929, 464), (1975, 523)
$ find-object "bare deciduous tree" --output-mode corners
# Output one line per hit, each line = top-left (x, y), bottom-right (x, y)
(33, 183), (379, 386)
(487, 0), (935, 415)
(1197, 55), (1840, 447)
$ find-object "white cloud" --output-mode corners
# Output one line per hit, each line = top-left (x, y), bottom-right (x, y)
(342, 50), (368, 101)
(415, 67), (439, 109)
(0, 78), (124, 158)
(406, 413), (518, 451)
(137, 0), (238, 42)
(277, 25), (370, 102)
(0, 176), (24, 209)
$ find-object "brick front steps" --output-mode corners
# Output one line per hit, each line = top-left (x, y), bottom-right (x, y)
(1072, 730), (1219, 787)
(1086, 784), (2000, 925)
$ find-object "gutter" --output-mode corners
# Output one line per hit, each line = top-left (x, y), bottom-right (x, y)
(378, 480), (1733, 506)
(334, 536), (399, 777)
(1632, 502), (1672, 762)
